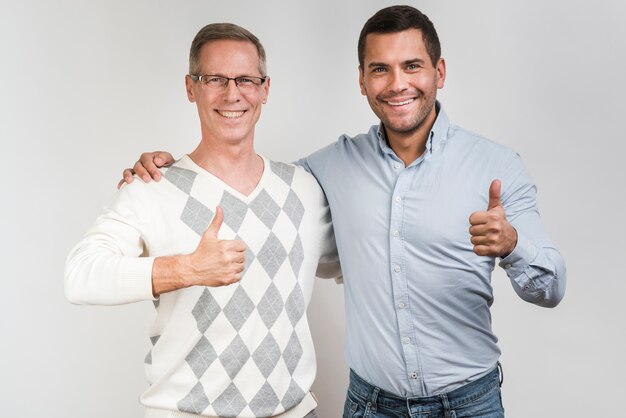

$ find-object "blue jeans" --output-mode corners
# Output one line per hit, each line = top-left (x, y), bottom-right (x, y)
(343, 365), (504, 418)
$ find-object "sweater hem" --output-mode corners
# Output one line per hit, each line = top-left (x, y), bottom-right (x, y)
(143, 391), (317, 418)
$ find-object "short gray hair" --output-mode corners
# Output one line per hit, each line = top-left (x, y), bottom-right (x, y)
(189, 23), (267, 76)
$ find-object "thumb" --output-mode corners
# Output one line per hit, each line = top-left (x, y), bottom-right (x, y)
(488, 179), (502, 210)
(206, 206), (224, 237)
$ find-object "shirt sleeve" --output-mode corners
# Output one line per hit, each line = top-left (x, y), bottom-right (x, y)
(314, 192), (342, 282)
(297, 149), (343, 282)
(498, 153), (566, 308)
(64, 184), (157, 305)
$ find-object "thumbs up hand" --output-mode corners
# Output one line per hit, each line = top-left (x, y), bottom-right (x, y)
(468, 180), (518, 257)
(185, 206), (247, 286)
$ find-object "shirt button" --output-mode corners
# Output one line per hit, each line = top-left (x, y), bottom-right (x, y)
(410, 372), (418, 379)
(393, 230), (399, 237)
(402, 337), (411, 344)
(394, 163), (401, 169)
(398, 302), (405, 309)
(394, 266), (401, 273)
(504, 263), (512, 269)
(395, 196), (402, 202)
(523, 284), (531, 291)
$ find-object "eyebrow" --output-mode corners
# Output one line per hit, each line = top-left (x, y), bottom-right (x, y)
(367, 58), (426, 68)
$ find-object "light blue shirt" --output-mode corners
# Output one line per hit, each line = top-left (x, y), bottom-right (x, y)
(299, 103), (566, 397)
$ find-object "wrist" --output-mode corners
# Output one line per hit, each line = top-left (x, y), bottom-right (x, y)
(177, 253), (196, 288)
(153, 255), (192, 296)
(502, 226), (518, 258)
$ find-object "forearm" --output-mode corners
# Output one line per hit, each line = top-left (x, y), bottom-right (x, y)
(151, 255), (193, 297)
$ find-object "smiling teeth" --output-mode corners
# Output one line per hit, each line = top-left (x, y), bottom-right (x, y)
(219, 111), (244, 118)
(387, 99), (414, 106)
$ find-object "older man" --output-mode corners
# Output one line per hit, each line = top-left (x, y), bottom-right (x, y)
(66, 23), (338, 418)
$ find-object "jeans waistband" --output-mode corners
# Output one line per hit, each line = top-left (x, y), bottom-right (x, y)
(348, 364), (502, 412)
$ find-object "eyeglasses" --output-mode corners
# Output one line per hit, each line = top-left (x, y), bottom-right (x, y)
(189, 74), (267, 90)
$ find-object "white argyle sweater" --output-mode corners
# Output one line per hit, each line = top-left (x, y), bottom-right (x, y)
(65, 155), (339, 417)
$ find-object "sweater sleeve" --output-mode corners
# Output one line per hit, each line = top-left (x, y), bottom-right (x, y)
(64, 184), (157, 305)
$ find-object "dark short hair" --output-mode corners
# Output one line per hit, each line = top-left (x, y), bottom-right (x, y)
(358, 5), (441, 69)
(189, 23), (267, 76)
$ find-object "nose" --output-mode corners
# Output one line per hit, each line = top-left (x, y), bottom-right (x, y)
(388, 68), (409, 93)
(223, 78), (241, 102)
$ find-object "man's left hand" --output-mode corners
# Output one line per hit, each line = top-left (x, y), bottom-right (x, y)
(469, 179), (518, 257)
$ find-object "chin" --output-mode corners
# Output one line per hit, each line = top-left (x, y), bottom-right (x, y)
(385, 120), (422, 135)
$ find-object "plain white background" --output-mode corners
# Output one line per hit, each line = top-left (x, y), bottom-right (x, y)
(2, 0), (625, 416)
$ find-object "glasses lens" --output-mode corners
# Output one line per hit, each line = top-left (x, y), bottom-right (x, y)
(235, 77), (262, 88)
(205, 76), (226, 88)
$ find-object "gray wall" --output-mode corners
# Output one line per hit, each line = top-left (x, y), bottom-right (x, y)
(2, 0), (624, 416)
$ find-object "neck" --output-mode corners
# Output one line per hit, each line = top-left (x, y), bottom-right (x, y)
(385, 106), (437, 166)
(189, 138), (264, 196)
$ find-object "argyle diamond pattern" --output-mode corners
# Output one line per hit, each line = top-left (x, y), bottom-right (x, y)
(283, 189), (305, 228)
(289, 235), (304, 277)
(177, 382), (210, 414)
(257, 283), (285, 329)
(257, 232), (288, 277)
(212, 383), (247, 417)
(181, 196), (214, 235)
(164, 166), (197, 194)
(223, 286), (255, 331)
(285, 284), (305, 326)
(270, 161), (295, 186)
(219, 335), (251, 379)
(220, 191), (248, 232)
(250, 190), (281, 229)
(252, 333), (281, 378)
(249, 382), (280, 416)
(164, 161), (310, 416)
(281, 378), (306, 411)
(144, 335), (161, 365)
(191, 288), (221, 334)
(185, 336), (218, 379)
(282, 330), (303, 375)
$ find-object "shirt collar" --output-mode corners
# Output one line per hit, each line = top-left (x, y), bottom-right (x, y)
(376, 101), (450, 162)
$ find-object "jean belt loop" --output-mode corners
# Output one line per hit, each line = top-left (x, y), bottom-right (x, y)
(497, 361), (504, 387)
(440, 392), (453, 418)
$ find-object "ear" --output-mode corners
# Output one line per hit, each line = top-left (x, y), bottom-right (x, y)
(261, 76), (270, 104)
(185, 75), (196, 103)
(358, 66), (366, 96)
(435, 58), (446, 89)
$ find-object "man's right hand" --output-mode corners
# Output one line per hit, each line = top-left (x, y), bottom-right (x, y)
(117, 151), (176, 189)
(152, 207), (246, 296)
(185, 206), (246, 287)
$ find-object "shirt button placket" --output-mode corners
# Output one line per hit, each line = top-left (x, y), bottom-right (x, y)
(391, 170), (421, 394)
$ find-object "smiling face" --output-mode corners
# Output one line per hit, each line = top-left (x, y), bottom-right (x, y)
(186, 39), (269, 145)
(359, 29), (445, 141)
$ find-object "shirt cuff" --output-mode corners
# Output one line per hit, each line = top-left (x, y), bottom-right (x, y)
(498, 233), (536, 280)
(118, 256), (157, 302)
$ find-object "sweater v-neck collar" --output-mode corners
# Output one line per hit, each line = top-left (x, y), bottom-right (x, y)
(179, 154), (269, 202)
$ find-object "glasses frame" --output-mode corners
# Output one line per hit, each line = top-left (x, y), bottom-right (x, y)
(189, 74), (267, 90)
